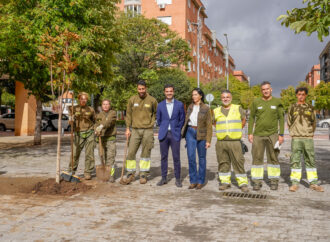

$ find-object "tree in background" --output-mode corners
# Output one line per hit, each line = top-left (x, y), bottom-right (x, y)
(0, 0), (120, 144)
(277, 0), (329, 41)
(106, 13), (191, 111)
(148, 68), (191, 104)
(314, 81), (330, 113)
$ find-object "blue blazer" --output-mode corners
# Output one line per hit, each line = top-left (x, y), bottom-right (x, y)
(156, 99), (185, 142)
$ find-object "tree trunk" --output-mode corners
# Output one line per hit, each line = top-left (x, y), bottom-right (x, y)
(0, 91), (2, 115)
(56, 95), (63, 184)
(93, 87), (104, 112)
(34, 98), (42, 145)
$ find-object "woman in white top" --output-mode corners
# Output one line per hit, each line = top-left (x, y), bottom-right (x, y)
(181, 88), (212, 189)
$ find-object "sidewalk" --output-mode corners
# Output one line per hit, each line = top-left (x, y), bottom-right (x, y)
(0, 131), (329, 241)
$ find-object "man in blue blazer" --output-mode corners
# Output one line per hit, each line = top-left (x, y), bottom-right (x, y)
(156, 84), (185, 187)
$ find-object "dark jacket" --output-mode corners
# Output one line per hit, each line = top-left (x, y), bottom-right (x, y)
(181, 102), (213, 143)
(156, 99), (185, 142)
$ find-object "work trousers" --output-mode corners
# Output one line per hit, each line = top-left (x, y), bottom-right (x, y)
(290, 138), (318, 185)
(216, 140), (248, 187)
(159, 131), (181, 179)
(251, 134), (280, 185)
(100, 137), (116, 176)
(126, 128), (154, 176)
(69, 132), (95, 175)
(186, 127), (207, 185)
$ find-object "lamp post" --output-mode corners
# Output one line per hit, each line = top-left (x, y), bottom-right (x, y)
(224, 33), (229, 90)
(194, 6), (204, 88)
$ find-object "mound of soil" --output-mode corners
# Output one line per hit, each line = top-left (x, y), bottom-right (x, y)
(32, 178), (91, 196)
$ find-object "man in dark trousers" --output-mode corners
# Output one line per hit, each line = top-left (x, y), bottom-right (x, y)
(156, 84), (185, 187)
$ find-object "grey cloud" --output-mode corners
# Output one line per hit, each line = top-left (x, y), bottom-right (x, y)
(203, 0), (329, 96)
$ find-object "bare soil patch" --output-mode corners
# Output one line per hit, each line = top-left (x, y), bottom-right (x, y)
(0, 177), (91, 196)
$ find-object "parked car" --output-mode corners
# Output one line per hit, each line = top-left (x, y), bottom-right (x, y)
(44, 113), (71, 131)
(0, 113), (15, 131)
(317, 118), (330, 128)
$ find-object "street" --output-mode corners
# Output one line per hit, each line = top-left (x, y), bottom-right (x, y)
(0, 128), (329, 241)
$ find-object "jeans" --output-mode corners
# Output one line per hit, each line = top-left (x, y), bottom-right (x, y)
(186, 127), (207, 184)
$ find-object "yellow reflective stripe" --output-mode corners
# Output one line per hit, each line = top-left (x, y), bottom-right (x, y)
(267, 165), (280, 178)
(218, 172), (231, 184)
(290, 169), (301, 181)
(306, 168), (318, 182)
(126, 160), (136, 171)
(236, 174), (248, 186)
(111, 167), (115, 176)
(251, 166), (264, 179)
(139, 159), (151, 172)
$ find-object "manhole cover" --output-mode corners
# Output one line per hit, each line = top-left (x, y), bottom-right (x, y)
(221, 192), (267, 199)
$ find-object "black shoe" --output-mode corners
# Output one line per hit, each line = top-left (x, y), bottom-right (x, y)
(157, 177), (167, 186)
(175, 179), (182, 188)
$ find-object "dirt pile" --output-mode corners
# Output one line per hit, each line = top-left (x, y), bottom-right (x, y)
(31, 178), (91, 195)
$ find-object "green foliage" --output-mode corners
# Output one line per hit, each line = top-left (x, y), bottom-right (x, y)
(148, 68), (192, 104)
(280, 81), (330, 112)
(114, 13), (191, 88)
(277, 0), (330, 41)
(1, 92), (15, 107)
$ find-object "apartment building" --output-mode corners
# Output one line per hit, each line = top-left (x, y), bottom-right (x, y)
(233, 70), (248, 83)
(117, 0), (236, 83)
(319, 41), (330, 83)
(305, 64), (321, 87)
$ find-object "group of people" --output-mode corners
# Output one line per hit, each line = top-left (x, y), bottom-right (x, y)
(68, 80), (324, 192)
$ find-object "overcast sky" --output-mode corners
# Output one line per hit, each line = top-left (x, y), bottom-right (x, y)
(203, 0), (329, 96)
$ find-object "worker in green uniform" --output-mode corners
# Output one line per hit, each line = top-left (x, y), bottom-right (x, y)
(124, 80), (158, 184)
(68, 92), (95, 180)
(214, 90), (249, 192)
(248, 81), (285, 191)
(95, 99), (117, 183)
(287, 87), (324, 192)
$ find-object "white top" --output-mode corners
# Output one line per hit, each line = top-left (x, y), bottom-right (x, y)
(166, 99), (174, 130)
(188, 105), (200, 126)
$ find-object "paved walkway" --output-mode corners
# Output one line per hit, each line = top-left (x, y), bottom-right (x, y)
(0, 130), (329, 241)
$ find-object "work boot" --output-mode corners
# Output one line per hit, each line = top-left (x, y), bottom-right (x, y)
(109, 176), (115, 183)
(124, 173), (135, 185)
(310, 184), (324, 192)
(157, 177), (167, 186)
(84, 173), (92, 180)
(253, 183), (262, 191)
(270, 183), (278, 191)
(240, 185), (249, 193)
(140, 175), (147, 184)
(219, 184), (231, 191)
(175, 179), (182, 188)
(289, 184), (299, 192)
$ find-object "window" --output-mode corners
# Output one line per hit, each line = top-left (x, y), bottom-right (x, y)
(187, 61), (192, 72)
(188, 0), (191, 8)
(201, 68), (204, 75)
(193, 63), (195, 72)
(157, 16), (172, 25)
(124, 4), (141, 16)
(187, 20), (192, 32)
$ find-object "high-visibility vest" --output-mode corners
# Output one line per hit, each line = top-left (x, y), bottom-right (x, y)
(214, 104), (242, 140)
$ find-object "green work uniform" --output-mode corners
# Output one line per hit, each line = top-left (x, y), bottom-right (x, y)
(95, 110), (117, 177)
(287, 103), (318, 185)
(125, 94), (158, 177)
(69, 105), (95, 175)
(248, 97), (284, 185)
(214, 105), (248, 187)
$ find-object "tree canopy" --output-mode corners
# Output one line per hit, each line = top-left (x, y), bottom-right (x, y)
(277, 0), (330, 41)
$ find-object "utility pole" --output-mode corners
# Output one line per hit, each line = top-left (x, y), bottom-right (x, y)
(193, 6), (204, 88)
(224, 33), (229, 90)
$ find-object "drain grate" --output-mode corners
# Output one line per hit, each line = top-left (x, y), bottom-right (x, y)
(222, 192), (267, 199)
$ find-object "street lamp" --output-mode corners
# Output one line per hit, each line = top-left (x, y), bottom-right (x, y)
(224, 33), (229, 90)
(192, 6), (204, 88)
